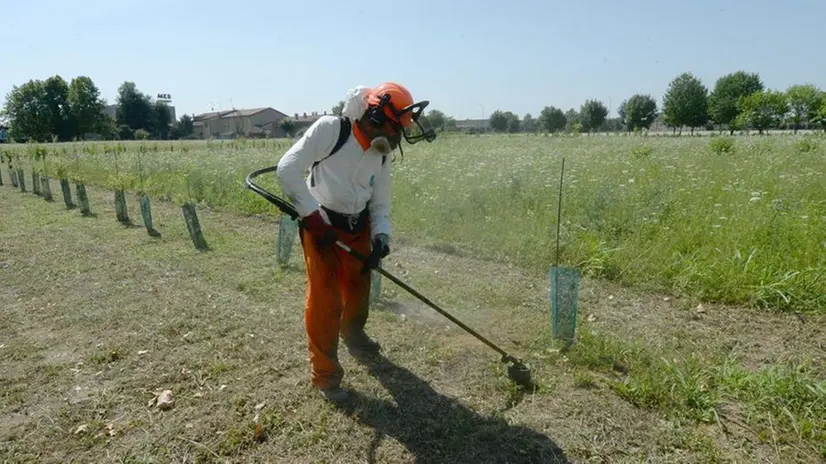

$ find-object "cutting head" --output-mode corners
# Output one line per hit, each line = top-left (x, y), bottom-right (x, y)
(504, 356), (537, 391)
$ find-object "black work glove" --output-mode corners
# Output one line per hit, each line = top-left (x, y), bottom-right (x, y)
(362, 234), (390, 274)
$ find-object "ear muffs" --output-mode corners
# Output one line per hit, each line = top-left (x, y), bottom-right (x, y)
(367, 94), (391, 127)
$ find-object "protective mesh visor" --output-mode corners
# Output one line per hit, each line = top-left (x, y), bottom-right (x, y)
(402, 113), (436, 144)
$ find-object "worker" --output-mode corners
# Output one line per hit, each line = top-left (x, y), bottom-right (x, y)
(275, 82), (436, 402)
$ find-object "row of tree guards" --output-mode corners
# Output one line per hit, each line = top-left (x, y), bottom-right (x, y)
(0, 159), (382, 305)
(0, 160), (207, 252)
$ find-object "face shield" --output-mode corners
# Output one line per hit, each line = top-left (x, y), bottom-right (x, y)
(365, 94), (437, 160)
(376, 96), (437, 145)
(395, 101), (437, 144)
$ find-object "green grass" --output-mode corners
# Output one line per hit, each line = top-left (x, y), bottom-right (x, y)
(559, 328), (826, 452)
(1, 132), (824, 312)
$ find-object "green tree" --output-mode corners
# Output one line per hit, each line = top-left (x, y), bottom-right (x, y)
(579, 99), (608, 133)
(280, 117), (296, 137)
(602, 117), (623, 132)
(489, 110), (508, 132)
(1, 79), (51, 142)
(98, 114), (118, 140)
(814, 99), (826, 132)
(736, 89), (788, 134)
(115, 82), (154, 132)
(538, 106), (566, 133)
(521, 113), (538, 133)
(43, 75), (74, 141)
(152, 101), (172, 139)
(505, 111), (520, 133)
(564, 109), (579, 132)
(662, 72), (709, 134)
(708, 71), (763, 134)
(785, 84), (822, 132)
(443, 116), (457, 131)
(174, 114), (194, 138)
(118, 124), (134, 140)
(425, 109), (446, 131)
(618, 94), (658, 132)
(331, 100), (344, 116)
(67, 76), (105, 140)
(617, 101), (626, 127)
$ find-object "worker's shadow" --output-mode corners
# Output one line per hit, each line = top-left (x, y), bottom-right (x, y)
(335, 353), (570, 464)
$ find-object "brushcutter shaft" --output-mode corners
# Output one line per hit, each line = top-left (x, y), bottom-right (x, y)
(335, 240), (512, 360)
(244, 165), (526, 368)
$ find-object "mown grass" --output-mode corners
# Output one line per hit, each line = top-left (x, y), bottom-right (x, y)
(1, 132), (824, 312)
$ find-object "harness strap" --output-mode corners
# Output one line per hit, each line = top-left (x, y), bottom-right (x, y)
(321, 205), (370, 234)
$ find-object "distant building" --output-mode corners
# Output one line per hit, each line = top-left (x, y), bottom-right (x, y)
(0, 125), (8, 143)
(290, 110), (331, 136)
(453, 118), (490, 132)
(192, 107), (291, 139)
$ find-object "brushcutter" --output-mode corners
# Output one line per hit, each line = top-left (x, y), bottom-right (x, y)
(245, 165), (536, 390)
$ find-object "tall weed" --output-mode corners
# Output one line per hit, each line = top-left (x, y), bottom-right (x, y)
(4, 135), (823, 312)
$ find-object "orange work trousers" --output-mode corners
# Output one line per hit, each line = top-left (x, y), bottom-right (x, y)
(299, 224), (372, 389)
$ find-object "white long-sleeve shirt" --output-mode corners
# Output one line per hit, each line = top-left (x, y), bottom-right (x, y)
(275, 115), (391, 239)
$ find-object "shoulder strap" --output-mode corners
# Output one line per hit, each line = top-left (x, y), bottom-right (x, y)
(310, 116), (351, 187)
(331, 116), (351, 156)
(312, 116), (350, 169)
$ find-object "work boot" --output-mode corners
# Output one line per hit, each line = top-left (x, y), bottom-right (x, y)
(319, 387), (348, 403)
(343, 330), (381, 359)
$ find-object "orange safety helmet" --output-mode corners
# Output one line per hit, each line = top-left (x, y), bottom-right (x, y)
(365, 82), (436, 144)
(366, 82), (416, 127)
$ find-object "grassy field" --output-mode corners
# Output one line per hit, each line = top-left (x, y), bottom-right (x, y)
(0, 137), (825, 461)
(1, 171), (824, 462)
(1, 132), (824, 312)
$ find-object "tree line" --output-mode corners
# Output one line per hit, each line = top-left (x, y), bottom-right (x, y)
(1, 75), (195, 143)
(3, 70), (826, 143)
(425, 71), (826, 135)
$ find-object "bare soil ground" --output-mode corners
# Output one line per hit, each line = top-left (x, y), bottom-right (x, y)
(1, 179), (823, 463)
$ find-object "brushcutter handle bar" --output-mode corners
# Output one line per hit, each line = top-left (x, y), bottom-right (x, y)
(244, 166), (522, 367)
(244, 165), (300, 221)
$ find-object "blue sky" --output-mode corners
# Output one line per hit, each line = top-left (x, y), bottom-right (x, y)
(2, 0), (824, 120)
